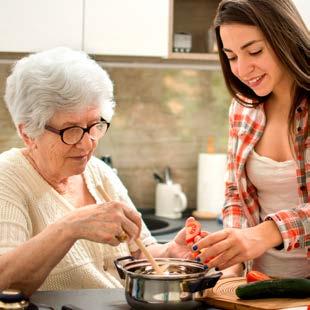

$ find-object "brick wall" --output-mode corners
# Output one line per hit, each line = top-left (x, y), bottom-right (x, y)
(0, 61), (231, 210)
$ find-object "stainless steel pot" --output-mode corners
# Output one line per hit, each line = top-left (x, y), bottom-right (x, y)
(114, 256), (222, 310)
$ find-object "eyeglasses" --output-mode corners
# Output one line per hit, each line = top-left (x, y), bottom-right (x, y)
(44, 117), (110, 145)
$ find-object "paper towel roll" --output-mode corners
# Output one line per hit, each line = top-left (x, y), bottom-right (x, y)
(197, 153), (227, 215)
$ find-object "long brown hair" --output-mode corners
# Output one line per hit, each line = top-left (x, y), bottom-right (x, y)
(214, 0), (309, 134)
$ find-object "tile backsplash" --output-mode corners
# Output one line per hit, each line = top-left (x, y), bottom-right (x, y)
(0, 61), (231, 211)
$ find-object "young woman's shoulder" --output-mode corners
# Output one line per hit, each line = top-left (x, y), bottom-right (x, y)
(229, 98), (263, 118)
(229, 99), (265, 132)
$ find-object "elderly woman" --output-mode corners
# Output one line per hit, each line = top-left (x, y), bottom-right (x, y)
(0, 47), (191, 296)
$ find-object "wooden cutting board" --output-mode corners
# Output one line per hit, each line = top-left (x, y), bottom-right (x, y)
(198, 277), (310, 310)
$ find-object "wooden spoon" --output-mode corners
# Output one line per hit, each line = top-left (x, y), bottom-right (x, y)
(96, 185), (163, 275)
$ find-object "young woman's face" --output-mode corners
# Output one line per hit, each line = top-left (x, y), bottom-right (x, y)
(220, 23), (289, 97)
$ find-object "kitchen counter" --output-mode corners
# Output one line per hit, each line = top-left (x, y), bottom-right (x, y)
(31, 288), (128, 310)
(28, 215), (223, 309)
(31, 288), (221, 310)
(29, 212), (223, 309)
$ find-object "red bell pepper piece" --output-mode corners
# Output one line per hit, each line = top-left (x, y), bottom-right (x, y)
(246, 270), (271, 283)
(185, 217), (201, 244)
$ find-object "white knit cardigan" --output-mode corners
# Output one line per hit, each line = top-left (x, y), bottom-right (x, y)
(0, 148), (157, 290)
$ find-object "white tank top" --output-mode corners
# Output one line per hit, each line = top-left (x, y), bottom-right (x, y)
(246, 150), (309, 278)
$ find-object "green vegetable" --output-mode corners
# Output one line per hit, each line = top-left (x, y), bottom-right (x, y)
(236, 278), (310, 299)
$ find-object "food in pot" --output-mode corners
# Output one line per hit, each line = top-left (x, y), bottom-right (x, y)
(133, 263), (197, 276)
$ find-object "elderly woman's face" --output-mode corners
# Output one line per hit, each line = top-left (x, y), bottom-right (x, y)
(34, 105), (102, 178)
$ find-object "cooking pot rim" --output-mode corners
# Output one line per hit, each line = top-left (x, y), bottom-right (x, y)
(116, 257), (209, 280)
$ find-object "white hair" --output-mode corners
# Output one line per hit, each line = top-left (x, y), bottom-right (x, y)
(4, 47), (115, 138)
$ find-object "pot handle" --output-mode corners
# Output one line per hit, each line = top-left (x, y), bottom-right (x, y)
(114, 256), (135, 279)
(184, 272), (222, 293)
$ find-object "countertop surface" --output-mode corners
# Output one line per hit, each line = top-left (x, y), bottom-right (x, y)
(31, 288), (128, 310)
(31, 288), (221, 310)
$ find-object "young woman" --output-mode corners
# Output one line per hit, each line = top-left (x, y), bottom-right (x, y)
(193, 0), (309, 278)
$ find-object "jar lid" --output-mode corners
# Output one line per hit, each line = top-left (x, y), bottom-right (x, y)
(0, 290), (29, 309)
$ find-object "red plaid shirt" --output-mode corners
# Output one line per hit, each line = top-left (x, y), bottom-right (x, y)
(223, 99), (309, 259)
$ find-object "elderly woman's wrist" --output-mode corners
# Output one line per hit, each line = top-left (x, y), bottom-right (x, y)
(53, 218), (78, 243)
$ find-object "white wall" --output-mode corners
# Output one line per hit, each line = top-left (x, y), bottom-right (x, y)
(293, 0), (310, 28)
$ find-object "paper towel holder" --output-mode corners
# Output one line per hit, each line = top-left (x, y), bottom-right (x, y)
(193, 152), (227, 220)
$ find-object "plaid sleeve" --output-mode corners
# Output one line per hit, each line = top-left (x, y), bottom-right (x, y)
(223, 102), (248, 229)
(266, 203), (310, 251)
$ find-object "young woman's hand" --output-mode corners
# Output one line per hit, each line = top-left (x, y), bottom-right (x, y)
(62, 201), (142, 246)
(192, 221), (282, 270)
(220, 264), (245, 278)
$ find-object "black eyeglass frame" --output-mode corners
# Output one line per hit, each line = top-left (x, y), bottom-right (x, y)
(44, 117), (110, 145)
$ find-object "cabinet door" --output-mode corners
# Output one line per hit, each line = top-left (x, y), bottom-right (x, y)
(84, 0), (170, 57)
(0, 0), (83, 52)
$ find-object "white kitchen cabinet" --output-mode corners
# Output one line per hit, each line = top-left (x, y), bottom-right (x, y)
(84, 0), (170, 57)
(0, 0), (83, 52)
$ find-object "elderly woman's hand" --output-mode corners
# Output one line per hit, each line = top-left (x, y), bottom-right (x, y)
(63, 201), (142, 246)
(165, 228), (194, 259)
(164, 217), (207, 260)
